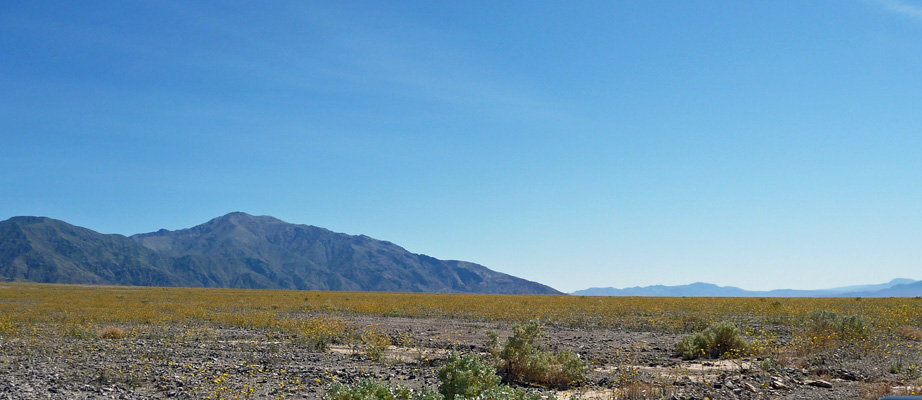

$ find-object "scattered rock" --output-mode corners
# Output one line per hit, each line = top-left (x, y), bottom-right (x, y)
(835, 369), (859, 381)
(0, 314), (894, 400)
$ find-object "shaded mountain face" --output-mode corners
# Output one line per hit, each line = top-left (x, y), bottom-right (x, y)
(0, 213), (560, 294)
(0, 217), (189, 286)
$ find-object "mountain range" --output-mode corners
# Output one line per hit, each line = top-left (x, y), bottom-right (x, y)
(571, 278), (922, 297)
(0, 213), (561, 294)
(4, 212), (918, 297)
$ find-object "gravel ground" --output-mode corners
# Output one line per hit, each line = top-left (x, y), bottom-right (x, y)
(0, 315), (916, 399)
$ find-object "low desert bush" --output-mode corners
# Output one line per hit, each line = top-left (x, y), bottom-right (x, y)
(807, 310), (868, 341)
(488, 320), (587, 389)
(362, 326), (392, 361)
(99, 326), (126, 339)
(675, 322), (749, 360)
(792, 310), (871, 355)
(292, 316), (349, 351)
(323, 376), (542, 400)
(323, 379), (441, 400)
(0, 315), (16, 337)
(66, 322), (97, 339)
(898, 325), (922, 342)
(438, 352), (501, 400)
(759, 357), (781, 372)
(463, 386), (544, 400)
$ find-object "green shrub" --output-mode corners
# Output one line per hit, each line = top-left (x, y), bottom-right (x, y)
(759, 357), (781, 372)
(807, 310), (869, 341)
(323, 379), (441, 400)
(675, 322), (749, 360)
(438, 352), (501, 400)
(461, 386), (544, 400)
(890, 362), (903, 374)
(323, 377), (542, 400)
(67, 323), (97, 339)
(489, 320), (587, 389)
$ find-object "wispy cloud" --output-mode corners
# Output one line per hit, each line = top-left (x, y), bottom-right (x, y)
(275, 3), (576, 125)
(875, 0), (922, 20)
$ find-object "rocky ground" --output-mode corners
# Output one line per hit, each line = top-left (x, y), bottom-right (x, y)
(0, 315), (917, 399)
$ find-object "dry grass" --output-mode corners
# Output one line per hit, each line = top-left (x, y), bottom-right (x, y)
(859, 381), (893, 400)
(898, 325), (922, 341)
(859, 381), (922, 400)
(98, 326), (126, 339)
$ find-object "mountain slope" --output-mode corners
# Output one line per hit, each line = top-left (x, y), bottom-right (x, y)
(0, 217), (190, 286)
(0, 213), (560, 294)
(843, 280), (922, 297)
(826, 278), (916, 294)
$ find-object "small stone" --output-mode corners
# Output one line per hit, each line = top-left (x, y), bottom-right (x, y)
(807, 379), (833, 388)
(771, 379), (788, 390)
(742, 382), (758, 393)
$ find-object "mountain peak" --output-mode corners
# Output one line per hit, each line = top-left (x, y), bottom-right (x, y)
(194, 212), (289, 239)
(212, 212), (281, 224)
(5, 216), (54, 226)
(218, 211), (253, 220)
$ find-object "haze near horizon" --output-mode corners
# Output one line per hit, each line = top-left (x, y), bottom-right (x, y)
(2, 1), (921, 292)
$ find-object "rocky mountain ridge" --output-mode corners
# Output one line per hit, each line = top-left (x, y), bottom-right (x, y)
(0, 213), (561, 294)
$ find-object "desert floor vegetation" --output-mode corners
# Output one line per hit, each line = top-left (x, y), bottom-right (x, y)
(1, 282), (922, 399)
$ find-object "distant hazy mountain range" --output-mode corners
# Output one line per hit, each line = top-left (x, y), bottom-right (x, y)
(571, 278), (922, 297)
(0, 213), (560, 294)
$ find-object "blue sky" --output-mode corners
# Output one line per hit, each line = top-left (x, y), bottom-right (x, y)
(2, 1), (921, 292)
